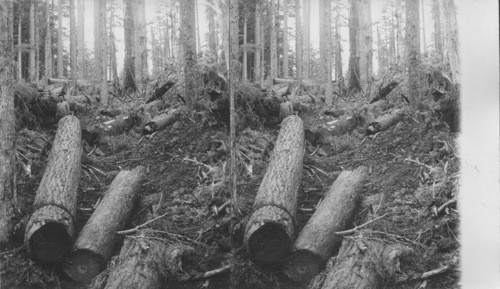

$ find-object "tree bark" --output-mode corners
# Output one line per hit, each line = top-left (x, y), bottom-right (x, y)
(406, 0), (420, 107)
(57, 0), (64, 78)
(283, 167), (368, 284)
(440, 0), (460, 84)
(207, 0), (216, 62)
(24, 116), (82, 263)
(29, 0), (37, 82)
(77, 0), (85, 79)
(358, 0), (373, 85)
(348, 0), (361, 91)
(94, 0), (101, 84)
(181, 0), (197, 107)
(244, 115), (304, 263)
(17, 8), (23, 81)
(334, 2), (343, 86)
(64, 166), (145, 283)
(70, 0), (77, 88)
(432, 0), (443, 61)
(254, 0), (262, 84)
(123, 0), (137, 92)
(283, 0), (289, 78)
(102, 237), (194, 289)
(0, 1), (16, 244)
(303, 0), (311, 78)
(99, 0), (108, 106)
(242, 12), (248, 81)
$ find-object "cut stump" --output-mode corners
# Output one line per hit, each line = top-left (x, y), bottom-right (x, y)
(24, 115), (82, 263)
(244, 115), (304, 263)
(283, 167), (368, 284)
(103, 237), (194, 289)
(64, 166), (145, 283)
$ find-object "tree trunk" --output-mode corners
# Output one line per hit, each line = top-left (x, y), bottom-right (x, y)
(366, 108), (406, 135)
(295, 0), (302, 84)
(432, 0), (443, 61)
(0, 1), (16, 244)
(283, 167), (368, 284)
(242, 13), (248, 82)
(70, 0), (77, 88)
(270, 0), (278, 81)
(323, 0), (333, 105)
(123, 0), (137, 92)
(29, 0), (37, 82)
(77, 0), (85, 79)
(406, 0), (420, 107)
(440, 0), (460, 84)
(181, 0), (197, 108)
(358, 0), (372, 85)
(24, 116), (82, 263)
(99, 0), (108, 106)
(94, 0), (101, 83)
(17, 7), (23, 81)
(143, 109), (183, 135)
(35, 2), (40, 83)
(244, 115), (304, 263)
(334, 2), (343, 86)
(57, 0), (63, 78)
(283, 0), (289, 78)
(195, 0), (201, 54)
(421, 0), (426, 53)
(207, 0), (216, 62)
(303, 0), (310, 78)
(369, 81), (399, 103)
(314, 234), (403, 289)
(254, 0), (262, 84)
(348, 0), (361, 91)
(64, 167), (145, 283)
(103, 237), (194, 289)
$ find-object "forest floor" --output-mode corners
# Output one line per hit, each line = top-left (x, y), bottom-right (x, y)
(0, 78), (459, 289)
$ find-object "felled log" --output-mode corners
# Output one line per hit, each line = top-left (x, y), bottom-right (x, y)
(103, 113), (142, 136)
(244, 115), (304, 263)
(143, 109), (183, 135)
(273, 78), (295, 84)
(365, 99), (388, 113)
(280, 101), (293, 119)
(99, 108), (122, 118)
(142, 99), (168, 115)
(102, 237), (194, 289)
(312, 234), (407, 289)
(64, 166), (145, 283)
(24, 116), (82, 264)
(146, 80), (175, 103)
(283, 167), (368, 284)
(369, 81), (399, 104)
(366, 108), (406, 135)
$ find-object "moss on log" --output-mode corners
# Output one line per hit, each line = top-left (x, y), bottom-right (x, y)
(24, 115), (82, 264)
(244, 115), (304, 263)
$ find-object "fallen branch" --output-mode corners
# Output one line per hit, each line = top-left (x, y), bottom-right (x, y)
(116, 211), (169, 235)
(335, 213), (388, 236)
(396, 261), (457, 283)
(437, 197), (458, 214)
(184, 265), (232, 281)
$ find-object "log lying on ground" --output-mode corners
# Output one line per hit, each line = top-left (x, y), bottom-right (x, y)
(244, 115), (304, 263)
(366, 108), (406, 135)
(311, 232), (407, 289)
(143, 108), (183, 135)
(64, 166), (144, 283)
(101, 237), (194, 289)
(102, 113), (142, 136)
(24, 116), (82, 264)
(283, 167), (368, 284)
(369, 81), (399, 104)
(146, 80), (175, 103)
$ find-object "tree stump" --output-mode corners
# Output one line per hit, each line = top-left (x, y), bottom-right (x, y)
(283, 167), (368, 284)
(102, 237), (194, 289)
(24, 115), (82, 264)
(64, 166), (145, 283)
(244, 115), (304, 263)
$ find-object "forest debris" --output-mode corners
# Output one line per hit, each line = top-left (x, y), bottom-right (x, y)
(436, 197), (458, 215)
(146, 80), (176, 103)
(116, 211), (169, 236)
(369, 81), (399, 103)
(335, 213), (388, 236)
(143, 108), (183, 135)
(366, 108), (406, 135)
(395, 259), (458, 284)
(244, 116), (304, 263)
(24, 116), (82, 264)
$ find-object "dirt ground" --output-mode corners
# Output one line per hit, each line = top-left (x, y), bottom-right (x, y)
(0, 84), (459, 288)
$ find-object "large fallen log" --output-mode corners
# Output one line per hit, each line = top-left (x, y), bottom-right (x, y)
(369, 81), (399, 104)
(282, 167), (368, 284)
(366, 108), (406, 135)
(311, 233), (407, 289)
(101, 237), (194, 289)
(24, 115), (82, 264)
(143, 108), (183, 135)
(244, 115), (304, 263)
(64, 166), (145, 283)
(146, 80), (175, 103)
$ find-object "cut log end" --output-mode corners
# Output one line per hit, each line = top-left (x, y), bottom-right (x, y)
(25, 205), (74, 263)
(282, 250), (324, 284)
(64, 249), (104, 283)
(246, 222), (292, 263)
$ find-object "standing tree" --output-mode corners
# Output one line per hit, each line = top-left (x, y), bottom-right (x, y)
(181, 0), (197, 107)
(242, 8), (248, 81)
(321, 0), (333, 105)
(334, 0), (344, 86)
(77, 0), (85, 79)
(29, 0), (37, 82)
(44, 0), (52, 83)
(282, 0), (289, 78)
(94, 0), (101, 84)
(295, 0), (302, 83)
(431, 0), (443, 61)
(348, 0), (361, 91)
(421, 0), (427, 53)
(207, 0), (216, 62)
(70, 0), (77, 87)
(123, 0), (137, 92)
(254, 0), (262, 84)
(358, 0), (373, 85)
(406, 0), (420, 106)
(302, 0), (310, 78)
(57, 0), (63, 78)
(135, 0), (148, 85)
(0, 0), (16, 244)
(270, 0), (278, 80)
(440, 0), (460, 84)
(99, 0), (107, 106)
